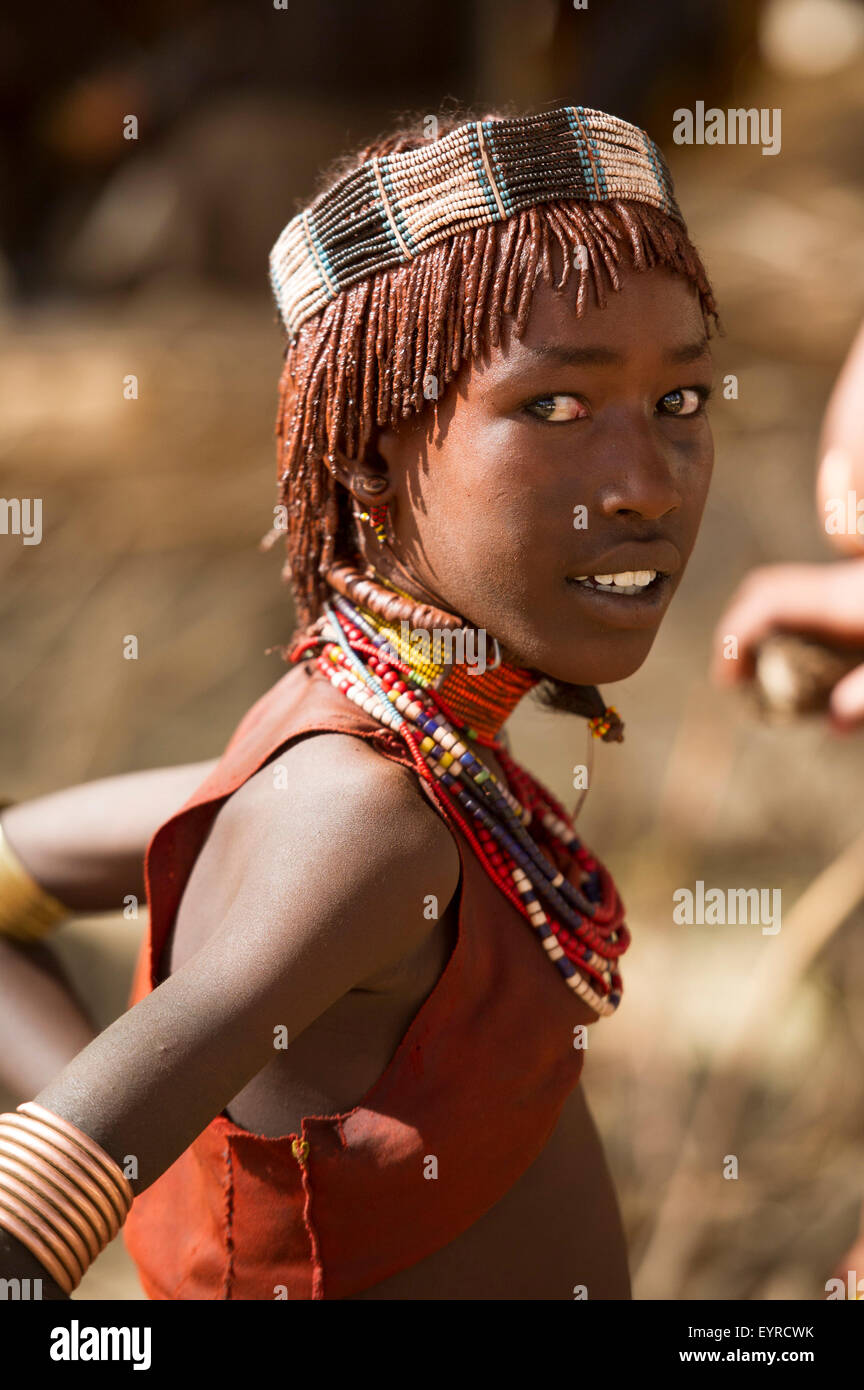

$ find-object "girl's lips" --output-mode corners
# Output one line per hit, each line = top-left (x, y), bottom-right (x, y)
(564, 571), (673, 628)
(571, 569), (659, 595)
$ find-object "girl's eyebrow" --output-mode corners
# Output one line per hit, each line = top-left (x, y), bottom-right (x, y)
(665, 335), (711, 364)
(521, 336), (711, 369)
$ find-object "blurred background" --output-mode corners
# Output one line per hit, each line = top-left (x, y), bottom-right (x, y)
(2, 0), (864, 1300)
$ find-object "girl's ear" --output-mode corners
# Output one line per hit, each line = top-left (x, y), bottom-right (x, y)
(325, 444), (394, 506)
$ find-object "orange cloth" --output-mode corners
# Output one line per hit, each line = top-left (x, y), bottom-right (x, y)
(123, 661), (597, 1299)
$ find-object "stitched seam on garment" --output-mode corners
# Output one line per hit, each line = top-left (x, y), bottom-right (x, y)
(221, 1141), (235, 1299)
(298, 1135), (325, 1299)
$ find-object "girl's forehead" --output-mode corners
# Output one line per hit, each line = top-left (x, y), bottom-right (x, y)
(498, 268), (710, 359)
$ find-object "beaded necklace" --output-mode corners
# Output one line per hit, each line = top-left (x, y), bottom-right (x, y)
(340, 574), (542, 745)
(290, 590), (630, 1015)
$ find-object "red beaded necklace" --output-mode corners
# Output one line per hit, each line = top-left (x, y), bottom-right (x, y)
(425, 660), (541, 745)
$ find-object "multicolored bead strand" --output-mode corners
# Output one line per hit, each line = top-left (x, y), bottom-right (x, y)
(290, 592), (630, 1014)
(334, 582), (541, 743)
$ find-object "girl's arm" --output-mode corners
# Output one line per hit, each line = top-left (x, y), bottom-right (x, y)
(0, 733), (460, 1298)
(0, 762), (218, 1097)
(0, 938), (100, 1095)
(1, 760), (218, 913)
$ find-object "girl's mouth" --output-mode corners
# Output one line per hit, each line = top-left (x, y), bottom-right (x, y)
(568, 569), (664, 597)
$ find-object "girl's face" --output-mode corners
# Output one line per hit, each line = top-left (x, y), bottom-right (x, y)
(372, 264), (714, 685)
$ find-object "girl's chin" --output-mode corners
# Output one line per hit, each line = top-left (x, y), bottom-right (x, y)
(528, 644), (657, 689)
(498, 616), (660, 684)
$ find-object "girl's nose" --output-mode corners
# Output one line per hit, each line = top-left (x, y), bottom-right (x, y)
(594, 420), (683, 521)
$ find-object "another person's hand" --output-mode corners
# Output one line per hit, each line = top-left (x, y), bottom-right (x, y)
(711, 557), (864, 732)
(816, 318), (864, 558)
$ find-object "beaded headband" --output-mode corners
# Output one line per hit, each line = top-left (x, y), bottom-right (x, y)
(269, 105), (683, 339)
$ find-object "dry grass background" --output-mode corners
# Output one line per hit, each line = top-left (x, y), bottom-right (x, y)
(1, 51), (864, 1300)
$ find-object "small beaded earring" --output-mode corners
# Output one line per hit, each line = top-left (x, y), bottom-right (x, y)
(588, 705), (623, 742)
(355, 476), (389, 546)
(359, 501), (389, 545)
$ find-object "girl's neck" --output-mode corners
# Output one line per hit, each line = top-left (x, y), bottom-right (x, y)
(339, 567), (540, 744)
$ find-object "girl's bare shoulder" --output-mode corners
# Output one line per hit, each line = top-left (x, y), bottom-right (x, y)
(175, 729), (461, 987)
(224, 729), (457, 863)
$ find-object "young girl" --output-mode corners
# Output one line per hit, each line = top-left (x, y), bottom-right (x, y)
(0, 104), (718, 1300)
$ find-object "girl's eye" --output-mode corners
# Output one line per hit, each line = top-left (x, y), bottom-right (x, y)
(525, 394), (589, 422)
(658, 387), (706, 417)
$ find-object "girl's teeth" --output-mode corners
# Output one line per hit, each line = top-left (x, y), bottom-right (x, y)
(573, 569), (659, 595)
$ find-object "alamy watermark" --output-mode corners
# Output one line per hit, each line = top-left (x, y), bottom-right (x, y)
(0, 497), (42, 544)
(826, 1270), (864, 1300)
(673, 880), (781, 935)
(673, 102), (781, 157)
(378, 621), (498, 676)
(0, 1276), (42, 1299)
(824, 491), (864, 536)
(49, 1320), (151, 1369)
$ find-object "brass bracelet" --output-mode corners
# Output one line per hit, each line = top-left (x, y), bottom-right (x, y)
(0, 809), (70, 943)
(0, 1103), (134, 1295)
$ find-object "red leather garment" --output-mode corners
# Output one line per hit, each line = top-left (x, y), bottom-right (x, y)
(123, 661), (600, 1299)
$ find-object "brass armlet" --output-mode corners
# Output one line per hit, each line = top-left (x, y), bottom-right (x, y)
(0, 806), (70, 943)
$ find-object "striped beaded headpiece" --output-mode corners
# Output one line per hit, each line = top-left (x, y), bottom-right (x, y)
(269, 105), (683, 339)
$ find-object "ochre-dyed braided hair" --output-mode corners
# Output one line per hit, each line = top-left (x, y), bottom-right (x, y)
(267, 105), (720, 737)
